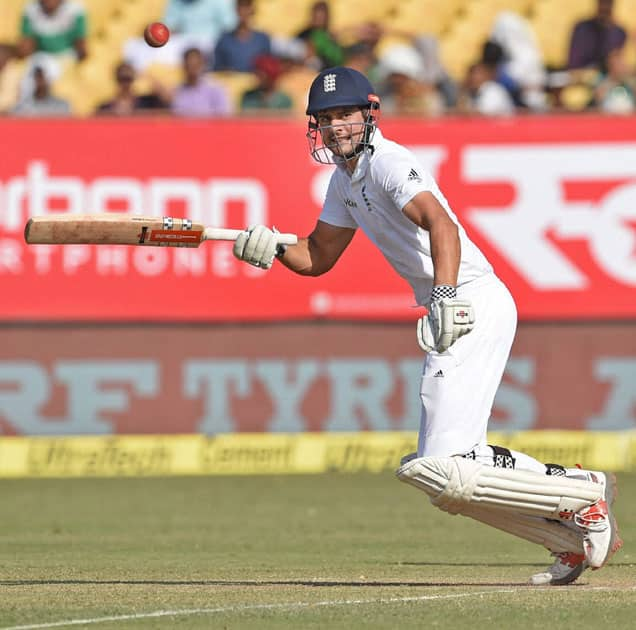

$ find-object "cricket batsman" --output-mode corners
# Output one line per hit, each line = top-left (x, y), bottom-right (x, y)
(232, 66), (622, 585)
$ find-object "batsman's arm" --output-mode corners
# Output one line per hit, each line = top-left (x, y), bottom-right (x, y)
(402, 191), (460, 288)
(278, 220), (356, 276)
(404, 192), (474, 353)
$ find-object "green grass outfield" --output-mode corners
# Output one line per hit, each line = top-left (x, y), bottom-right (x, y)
(1, 473), (634, 629)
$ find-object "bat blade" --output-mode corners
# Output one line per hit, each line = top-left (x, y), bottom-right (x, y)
(24, 214), (205, 248)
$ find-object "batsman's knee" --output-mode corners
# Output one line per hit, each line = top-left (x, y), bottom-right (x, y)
(396, 455), (477, 514)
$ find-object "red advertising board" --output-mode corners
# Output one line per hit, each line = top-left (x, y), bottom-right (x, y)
(1, 116), (635, 321)
(0, 322), (633, 435)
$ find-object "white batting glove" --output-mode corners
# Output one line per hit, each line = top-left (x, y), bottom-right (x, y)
(417, 285), (475, 353)
(233, 225), (279, 269)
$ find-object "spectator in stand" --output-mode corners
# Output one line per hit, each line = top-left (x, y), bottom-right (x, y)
(16, 0), (87, 102)
(342, 42), (376, 78)
(11, 64), (70, 116)
(341, 40), (383, 93)
(173, 47), (231, 117)
(354, 23), (456, 108)
(592, 47), (636, 113)
(346, 21), (384, 80)
(96, 62), (169, 116)
(489, 11), (547, 111)
(124, 0), (237, 71)
(0, 44), (22, 114)
(376, 45), (445, 117)
(240, 54), (292, 111)
(295, 1), (343, 70)
(568, 0), (627, 72)
(212, 0), (270, 73)
(458, 61), (515, 116)
(164, 0), (236, 51)
(481, 40), (525, 107)
(410, 34), (457, 108)
(17, 0), (86, 62)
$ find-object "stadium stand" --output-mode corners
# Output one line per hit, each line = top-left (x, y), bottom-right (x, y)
(252, 0), (315, 37)
(0, 0), (634, 116)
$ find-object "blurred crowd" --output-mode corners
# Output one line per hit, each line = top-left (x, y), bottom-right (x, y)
(1, 0), (636, 118)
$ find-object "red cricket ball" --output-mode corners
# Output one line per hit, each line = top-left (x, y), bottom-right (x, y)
(144, 22), (170, 48)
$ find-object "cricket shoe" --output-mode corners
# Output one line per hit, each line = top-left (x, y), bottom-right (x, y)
(530, 551), (587, 586)
(575, 496), (622, 569)
(575, 470), (621, 570)
(530, 470), (619, 585)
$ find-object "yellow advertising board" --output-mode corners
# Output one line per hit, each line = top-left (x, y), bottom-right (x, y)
(0, 431), (634, 478)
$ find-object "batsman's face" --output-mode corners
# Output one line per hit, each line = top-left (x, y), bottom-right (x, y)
(316, 107), (366, 156)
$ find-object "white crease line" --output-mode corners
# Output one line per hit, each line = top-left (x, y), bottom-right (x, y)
(1, 589), (516, 630)
(3, 585), (635, 630)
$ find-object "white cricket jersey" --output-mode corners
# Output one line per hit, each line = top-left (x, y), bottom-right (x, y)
(320, 129), (493, 305)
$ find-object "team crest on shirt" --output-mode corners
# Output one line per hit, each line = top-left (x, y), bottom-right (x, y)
(407, 168), (422, 182)
(323, 74), (337, 92)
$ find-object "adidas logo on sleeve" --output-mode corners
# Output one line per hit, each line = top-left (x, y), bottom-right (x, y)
(407, 168), (422, 182)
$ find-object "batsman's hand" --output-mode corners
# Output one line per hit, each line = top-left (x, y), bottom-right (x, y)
(417, 297), (475, 353)
(233, 225), (279, 269)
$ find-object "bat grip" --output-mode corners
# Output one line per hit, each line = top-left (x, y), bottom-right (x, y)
(203, 228), (298, 245)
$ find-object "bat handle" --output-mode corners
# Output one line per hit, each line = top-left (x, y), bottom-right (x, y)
(203, 227), (298, 245)
(274, 232), (298, 246)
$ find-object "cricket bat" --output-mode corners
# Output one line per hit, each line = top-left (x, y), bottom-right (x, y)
(24, 213), (298, 248)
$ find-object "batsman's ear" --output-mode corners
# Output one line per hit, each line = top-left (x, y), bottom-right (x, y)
(368, 93), (381, 119)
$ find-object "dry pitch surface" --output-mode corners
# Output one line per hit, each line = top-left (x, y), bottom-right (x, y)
(1, 472), (634, 629)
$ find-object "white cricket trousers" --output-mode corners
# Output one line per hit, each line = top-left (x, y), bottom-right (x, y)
(417, 273), (517, 458)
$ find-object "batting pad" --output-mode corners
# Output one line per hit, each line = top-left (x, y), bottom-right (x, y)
(461, 505), (584, 553)
(396, 456), (602, 522)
